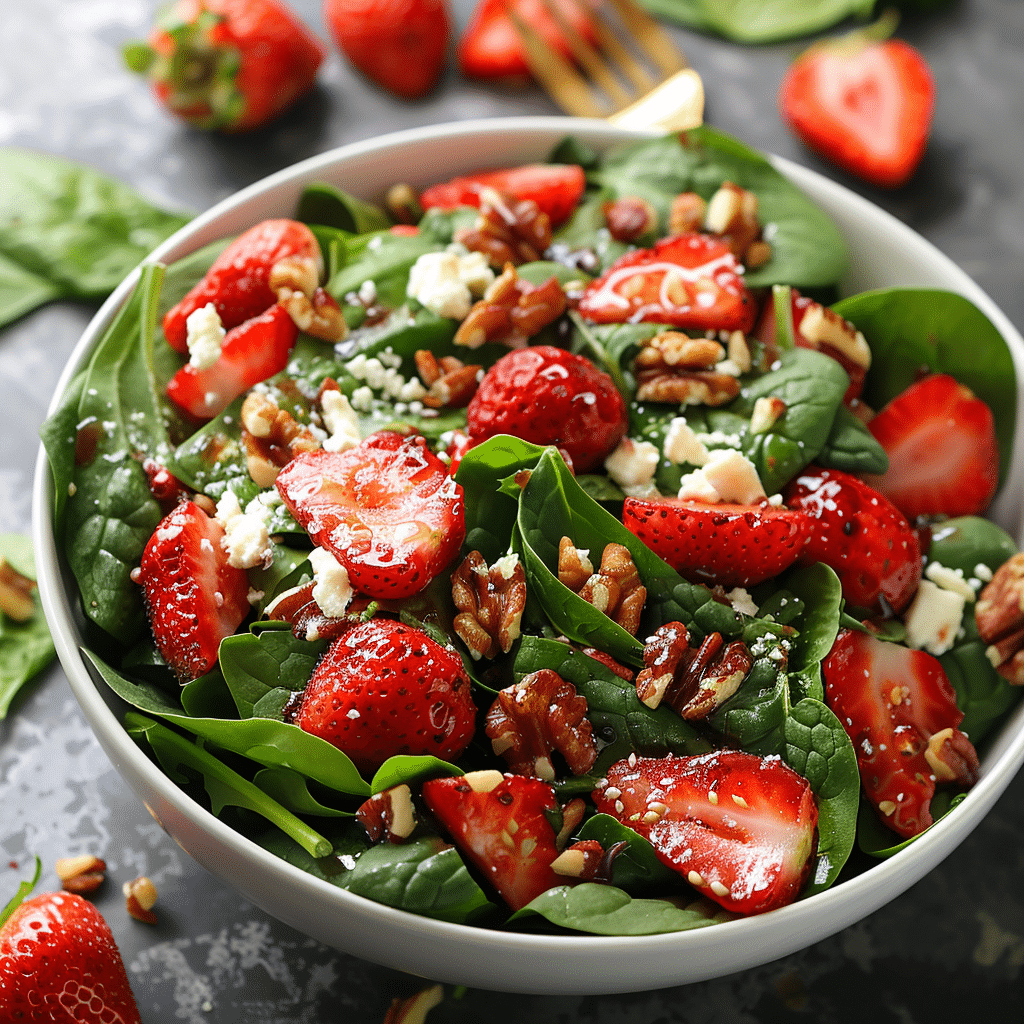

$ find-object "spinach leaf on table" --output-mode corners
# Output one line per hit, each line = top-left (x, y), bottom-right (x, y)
(0, 149), (190, 328)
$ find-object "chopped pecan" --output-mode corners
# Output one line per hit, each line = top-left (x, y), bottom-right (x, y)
(240, 391), (322, 487)
(56, 855), (106, 894)
(560, 540), (647, 635)
(485, 669), (598, 780)
(669, 192), (707, 235)
(270, 255), (347, 342)
(455, 187), (552, 268)
(454, 264), (567, 350)
(384, 182), (423, 225)
(635, 332), (724, 371)
(551, 839), (606, 879)
(975, 552), (1024, 684)
(603, 196), (658, 243)
(797, 304), (872, 371)
(0, 557), (37, 622)
(924, 727), (981, 786)
(123, 876), (158, 924)
(633, 330), (741, 407)
(414, 349), (482, 408)
(635, 622), (752, 717)
(356, 784), (418, 843)
(452, 551), (526, 659)
(704, 181), (763, 263)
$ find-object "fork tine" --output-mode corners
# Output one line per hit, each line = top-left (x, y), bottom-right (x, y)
(538, 0), (632, 109)
(606, 0), (687, 78)
(587, 6), (656, 94)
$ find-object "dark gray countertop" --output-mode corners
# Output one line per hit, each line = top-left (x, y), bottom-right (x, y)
(2, 1), (1023, 1020)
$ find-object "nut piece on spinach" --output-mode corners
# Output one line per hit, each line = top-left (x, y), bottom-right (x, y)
(975, 552), (1024, 684)
(451, 550), (526, 660)
(558, 538), (647, 636)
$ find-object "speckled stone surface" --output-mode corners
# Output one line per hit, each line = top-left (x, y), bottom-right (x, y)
(2, 1), (1023, 1020)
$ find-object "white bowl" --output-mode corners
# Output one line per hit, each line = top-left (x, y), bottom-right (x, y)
(33, 117), (1024, 994)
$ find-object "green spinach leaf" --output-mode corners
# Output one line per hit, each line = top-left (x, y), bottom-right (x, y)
(296, 182), (389, 235)
(576, 814), (679, 894)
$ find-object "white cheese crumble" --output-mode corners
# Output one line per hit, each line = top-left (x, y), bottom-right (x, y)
(308, 546), (354, 618)
(924, 561), (977, 602)
(677, 449), (765, 505)
(215, 489), (275, 570)
(726, 587), (759, 617)
(185, 303), (225, 370)
(406, 249), (495, 321)
(320, 389), (362, 453)
(903, 579), (965, 656)
(663, 418), (709, 466)
(604, 438), (660, 489)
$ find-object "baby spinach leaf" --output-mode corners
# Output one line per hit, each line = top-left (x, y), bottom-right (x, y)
(707, 646), (789, 755)
(253, 768), (354, 818)
(125, 712), (333, 858)
(329, 232), (436, 311)
(927, 516), (1017, 579)
(816, 403), (889, 475)
(783, 698), (859, 894)
(0, 535), (56, 718)
(296, 182), (389, 235)
(39, 369), (87, 530)
(511, 883), (733, 935)
(576, 814), (679, 894)
(939, 641), (1021, 746)
(370, 755), (463, 794)
(833, 289), (1017, 484)
(0, 149), (190, 327)
(636, 0), (874, 43)
(63, 263), (169, 643)
(856, 792), (967, 859)
(417, 206), (479, 245)
(85, 649), (370, 797)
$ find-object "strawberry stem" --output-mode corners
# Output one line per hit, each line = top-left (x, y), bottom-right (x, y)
(0, 856), (41, 930)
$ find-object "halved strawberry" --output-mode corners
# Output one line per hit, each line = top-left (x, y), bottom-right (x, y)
(577, 233), (758, 334)
(275, 431), (466, 599)
(593, 751), (818, 915)
(165, 303), (299, 419)
(823, 628), (980, 838)
(622, 498), (811, 588)
(863, 373), (999, 520)
(419, 163), (586, 226)
(136, 500), (250, 680)
(783, 467), (921, 615)
(163, 218), (320, 353)
(421, 771), (566, 910)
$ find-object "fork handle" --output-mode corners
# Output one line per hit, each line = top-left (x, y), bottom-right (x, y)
(607, 68), (705, 132)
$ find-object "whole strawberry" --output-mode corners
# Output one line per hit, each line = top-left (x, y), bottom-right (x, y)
(125, 0), (326, 132)
(0, 891), (142, 1023)
(292, 618), (476, 773)
(324, 0), (450, 99)
(466, 345), (628, 473)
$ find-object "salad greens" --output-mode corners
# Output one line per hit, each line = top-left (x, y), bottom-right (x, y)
(41, 128), (1021, 937)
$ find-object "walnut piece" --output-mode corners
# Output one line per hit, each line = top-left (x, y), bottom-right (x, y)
(240, 391), (322, 487)
(415, 349), (482, 408)
(633, 330), (741, 407)
(270, 255), (347, 342)
(975, 552), (1024, 684)
(635, 622), (752, 718)
(356, 784), (418, 843)
(455, 187), (552, 268)
(485, 669), (598, 781)
(452, 551), (527, 660)
(559, 539), (647, 636)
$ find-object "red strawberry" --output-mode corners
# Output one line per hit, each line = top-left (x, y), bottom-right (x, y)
(420, 163), (587, 226)
(779, 16), (934, 188)
(293, 618), (475, 774)
(137, 500), (250, 680)
(165, 303), (299, 419)
(863, 373), (999, 520)
(124, 0), (325, 132)
(823, 628), (980, 838)
(421, 771), (566, 910)
(623, 499), (811, 588)
(275, 431), (466, 599)
(163, 218), (320, 354)
(593, 751), (818, 915)
(577, 233), (758, 334)
(324, 0), (450, 100)
(466, 345), (628, 473)
(783, 467), (922, 615)
(0, 890), (143, 1023)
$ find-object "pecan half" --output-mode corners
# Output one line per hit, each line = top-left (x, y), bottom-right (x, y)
(560, 539), (647, 636)
(485, 669), (598, 780)
(635, 622), (752, 717)
(452, 551), (527, 660)
(668, 192), (707, 235)
(415, 349), (482, 408)
(240, 391), (322, 487)
(975, 552), (1024, 684)
(633, 330), (741, 407)
(455, 188), (552, 267)
(356, 784), (418, 843)
(270, 255), (346, 342)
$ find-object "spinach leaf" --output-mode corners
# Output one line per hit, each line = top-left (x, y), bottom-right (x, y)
(575, 814), (679, 894)
(125, 713), (333, 858)
(253, 768), (354, 818)
(939, 641), (1021, 746)
(927, 516), (1017, 579)
(295, 182), (389, 235)
(39, 369), (87, 530)
(328, 232), (437, 312)
(0, 149), (190, 327)
(833, 289), (1017, 484)
(63, 264), (168, 643)
(0, 535), (56, 718)
(370, 755), (463, 794)
(636, 0), (874, 43)
(856, 791), (967, 859)
(817, 402), (889, 475)
(707, 644), (789, 755)
(511, 883), (733, 935)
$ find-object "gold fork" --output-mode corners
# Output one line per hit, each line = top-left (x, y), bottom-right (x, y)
(509, 0), (704, 130)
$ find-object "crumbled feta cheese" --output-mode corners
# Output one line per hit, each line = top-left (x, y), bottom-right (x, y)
(677, 449), (765, 505)
(350, 385), (374, 411)
(727, 587), (758, 617)
(924, 561), (977, 601)
(185, 303), (225, 370)
(974, 563), (993, 583)
(308, 546), (354, 618)
(321, 389), (362, 453)
(215, 488), (275, 570)
(903, 579), (966, 656)
(406, 249), (495, 320)
(604, 438), (660, 488)
(663, 418), (709, 466)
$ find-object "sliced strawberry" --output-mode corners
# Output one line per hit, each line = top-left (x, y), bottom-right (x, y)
(165, 303), (299, 420)
(593, 751), (818, 915)
(783, 467), (921, 615)
(421, 771), (566, 910)
(863, 373), (999, 520)
(466, 345), (628, 473)
(419, 163), (586, 226)
(577, 233), (758, 334)
(293, 619), (476, 774)
(275, 431), (466, 599)
(823, 628), (980, 838)
(163, 218), (320, 353)
(622, 499), (811, 588)
(137, 500), (250, 680)
(458, 0), (598, 82)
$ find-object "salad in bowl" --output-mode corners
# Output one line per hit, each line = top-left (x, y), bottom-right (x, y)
(33, 118), (1024, 993)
